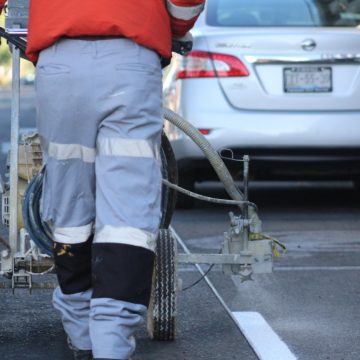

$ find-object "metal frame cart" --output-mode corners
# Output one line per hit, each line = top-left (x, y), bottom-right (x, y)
(0, 0), (279, 342)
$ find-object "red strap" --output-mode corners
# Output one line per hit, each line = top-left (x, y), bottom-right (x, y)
(0, 0), (6, 10)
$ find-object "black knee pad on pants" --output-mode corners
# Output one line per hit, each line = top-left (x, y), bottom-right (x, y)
(92, 243), (155, 306)
(53, 236), (93, 294)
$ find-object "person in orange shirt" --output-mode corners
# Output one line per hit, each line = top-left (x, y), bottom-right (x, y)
(0, 1), (204, 359)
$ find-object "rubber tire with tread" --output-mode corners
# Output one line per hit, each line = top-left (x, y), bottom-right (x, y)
(160, 132), (178, 229)
(147, 229), (178, 341)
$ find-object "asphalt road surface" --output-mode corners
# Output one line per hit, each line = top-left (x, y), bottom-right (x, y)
(1, 86), (360, 360)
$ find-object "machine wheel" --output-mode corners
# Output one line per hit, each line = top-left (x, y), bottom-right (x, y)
(148, 229), (178, 341)
(160, 132), (178, 229)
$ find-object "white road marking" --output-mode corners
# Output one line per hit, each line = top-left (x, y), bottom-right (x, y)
(275, 266), (360, 271)
(232, 312), (297, 360)
(178, 265), (360, 273)
(174, 229), (354, 359)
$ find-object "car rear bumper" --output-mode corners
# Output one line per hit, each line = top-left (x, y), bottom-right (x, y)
(169, 109), (360, 152)
(166, 108), (360, 181)
(176, 147), (360, 182)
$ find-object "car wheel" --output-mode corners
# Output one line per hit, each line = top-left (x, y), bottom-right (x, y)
(175, 173), (195, 208)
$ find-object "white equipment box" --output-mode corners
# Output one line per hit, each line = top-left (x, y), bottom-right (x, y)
(5, 0), (29, 34)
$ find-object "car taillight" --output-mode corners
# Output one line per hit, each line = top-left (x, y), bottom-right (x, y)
(198, 128), (211, 135)
(176, 50), (249, 79)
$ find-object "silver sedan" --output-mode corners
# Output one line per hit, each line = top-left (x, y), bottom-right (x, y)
(163, 0), (360, 206)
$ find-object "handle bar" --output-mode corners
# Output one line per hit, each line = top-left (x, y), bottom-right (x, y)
(172, 38), (193, 56)
(0, 28), (193, 68)
(161, 39), (193, 68)
(0, 27), (28, 60)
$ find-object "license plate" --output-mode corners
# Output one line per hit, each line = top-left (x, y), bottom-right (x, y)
(284, 67), (332, 93)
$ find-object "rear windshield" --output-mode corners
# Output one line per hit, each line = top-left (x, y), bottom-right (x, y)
(207, 0), (360, 27)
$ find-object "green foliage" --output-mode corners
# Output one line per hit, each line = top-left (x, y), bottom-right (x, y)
(0, 12), (11, 66)
(0, 12), (34, 84)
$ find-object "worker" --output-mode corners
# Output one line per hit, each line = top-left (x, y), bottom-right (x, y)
(0, 1), (205, 359)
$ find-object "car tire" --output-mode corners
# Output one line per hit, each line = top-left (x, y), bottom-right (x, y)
(175, 173), (195, 208)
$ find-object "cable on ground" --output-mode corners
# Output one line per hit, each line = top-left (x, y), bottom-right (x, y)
(181, 263), (216, 291)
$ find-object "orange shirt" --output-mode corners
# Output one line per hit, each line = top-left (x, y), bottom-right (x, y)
(0, 0), (204, 62)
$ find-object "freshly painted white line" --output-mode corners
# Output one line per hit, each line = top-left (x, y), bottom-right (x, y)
(275, 266), (360, 271)
(233, 312), (297, 360)
(178, 265), (360, 273)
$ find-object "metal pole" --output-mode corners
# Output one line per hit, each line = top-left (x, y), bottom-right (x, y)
(242, 155), (250, 252)
(5, 45), (21, 272)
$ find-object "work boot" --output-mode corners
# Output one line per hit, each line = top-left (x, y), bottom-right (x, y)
(72, 349), (93, 360)
(67, 338), (93, 360)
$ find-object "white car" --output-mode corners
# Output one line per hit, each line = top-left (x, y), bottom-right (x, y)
(163, 0), (360, 206)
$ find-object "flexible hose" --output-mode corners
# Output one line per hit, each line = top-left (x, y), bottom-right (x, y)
(22, 168), (53, 255)
(163, 108), (262, 232)
(162, 179), (258, 210)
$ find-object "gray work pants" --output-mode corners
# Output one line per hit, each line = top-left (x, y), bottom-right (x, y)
(35, 37), (163, 359)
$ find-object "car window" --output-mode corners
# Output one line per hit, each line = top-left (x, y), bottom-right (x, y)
(206, 0), (360, 27)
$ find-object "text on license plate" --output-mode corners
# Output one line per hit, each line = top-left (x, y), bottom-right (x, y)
(284, 66), (332, 93)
